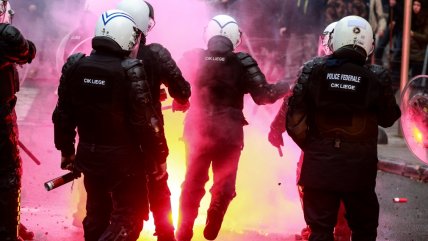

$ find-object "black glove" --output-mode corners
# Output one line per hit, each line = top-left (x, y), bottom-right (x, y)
(26, 40), (36, 63)
(268, 128), (284, 148)
(60, 154), (75, 171)
(172, 99), (190, 112)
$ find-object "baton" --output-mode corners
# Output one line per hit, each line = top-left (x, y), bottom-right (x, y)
(277, 146), (283, 157)
(44, 171), (81, 191)
(18, 140), (41, 165)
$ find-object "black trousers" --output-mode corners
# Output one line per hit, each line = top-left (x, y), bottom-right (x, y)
(302, 187), (379, 241)
(83, 171), (149, 241)
(147, 172), (175, 236)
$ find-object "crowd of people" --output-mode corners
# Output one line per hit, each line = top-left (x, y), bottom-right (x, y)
(204, 0), (428, 93)
(5, 0), (428, 241)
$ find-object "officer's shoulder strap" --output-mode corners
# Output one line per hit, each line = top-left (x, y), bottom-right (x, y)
(298, 56), (326, 83)
(62, 52), (85, 75)
(146, 43), (172, 61)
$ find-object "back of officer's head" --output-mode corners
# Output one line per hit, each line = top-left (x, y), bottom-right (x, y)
(330, 15), (374, 61)
(116, 0), (154, 36)
(93, 9), (140, 55)
(203, 14), (242, 50)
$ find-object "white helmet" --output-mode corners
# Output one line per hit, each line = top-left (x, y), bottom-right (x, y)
(95, 9), (140, 52)
(116, 0), (152, 36)
(0, 0), (14, 24)
(204, 14), (242, 49)
(331, 15), (374, 57)
(321, 22), (337, 55)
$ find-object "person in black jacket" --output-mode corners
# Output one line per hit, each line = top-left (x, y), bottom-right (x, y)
(286, 15), (401, 241)
(0, 1), (36, 240)
(175, 14), (288, 241)
(117, 1), (191, 241)
(52, 9), (164, 241)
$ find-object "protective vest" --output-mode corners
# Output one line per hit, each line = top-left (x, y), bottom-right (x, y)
(309, 59), (378, 142)
(194, 49), (246, 112)
(67, 52), (135, 146)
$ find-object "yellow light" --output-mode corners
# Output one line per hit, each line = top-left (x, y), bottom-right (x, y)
(412, 126), (424, 145)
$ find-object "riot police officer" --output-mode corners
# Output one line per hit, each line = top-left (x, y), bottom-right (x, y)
(285, 15), (401, 241)
(176, 14), (288, 241)
(117, 1), (191, 241)
(0, 0), (36, 240)
(53, 9), (163, 241)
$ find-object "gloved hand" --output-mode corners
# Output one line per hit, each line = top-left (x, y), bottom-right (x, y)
(172, 99), (190, 112)
(26, 40), (36, 63)
(60, 154), (75, 171)
(268, 128), (284, 148)
(151, 162), (168, 181)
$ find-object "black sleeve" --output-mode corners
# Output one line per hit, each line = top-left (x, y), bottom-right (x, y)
(123, 58), (159, 138)
(237, 52), (289, 105)
(285, 59), (315, 148)
(52, 53), (84, 156)
(148, 43), (191, 104)
(369, 64), (401, 127)
(270, 94), (291, 134)
(123, 58), (169, 162)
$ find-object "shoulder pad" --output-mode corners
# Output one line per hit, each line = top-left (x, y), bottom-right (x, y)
(121, 58), (143, 71)
(236, 52), (257, 67)
(367, 64), (388, 77)
(61, 52), (85, 74)
(147, 43), (164, 52)
(301, 56), (326, 74)
(147, 43), (172, 60)
(367, 64), (391, 85)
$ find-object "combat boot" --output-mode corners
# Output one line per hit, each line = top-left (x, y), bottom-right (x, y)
(203, 199), (230, 240)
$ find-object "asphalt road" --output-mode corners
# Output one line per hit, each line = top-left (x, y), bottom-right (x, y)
(20, 169), (428, 241)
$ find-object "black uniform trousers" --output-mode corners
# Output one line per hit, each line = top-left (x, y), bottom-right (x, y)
(302, 187), (379, 241)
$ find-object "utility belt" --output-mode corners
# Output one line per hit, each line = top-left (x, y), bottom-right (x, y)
(312, 132), (376, 149)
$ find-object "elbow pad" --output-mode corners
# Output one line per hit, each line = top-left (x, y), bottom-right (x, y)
(122, 58), (151, 104)
(238, 52), (288, 104)
(148, 43), (191, 101)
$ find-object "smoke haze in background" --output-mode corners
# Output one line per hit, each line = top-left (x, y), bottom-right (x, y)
(13, 0), (305, 236)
